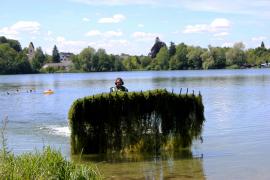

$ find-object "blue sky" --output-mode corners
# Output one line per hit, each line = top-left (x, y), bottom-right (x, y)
(1, 0), (270, 55)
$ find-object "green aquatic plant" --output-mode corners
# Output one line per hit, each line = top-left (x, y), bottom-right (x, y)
(69, 89), (205, 154)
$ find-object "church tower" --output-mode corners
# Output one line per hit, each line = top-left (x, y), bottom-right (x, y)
(28, 42), (35, 61)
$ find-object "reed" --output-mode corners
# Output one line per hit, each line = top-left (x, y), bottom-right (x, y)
(0, 117), (101, 179)
(69, 89), (205, 154)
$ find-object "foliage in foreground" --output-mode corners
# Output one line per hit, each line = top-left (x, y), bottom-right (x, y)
(0, 117), (101, 180)
(0, 147), (101, 179)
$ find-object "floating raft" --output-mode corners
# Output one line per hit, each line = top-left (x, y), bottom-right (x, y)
(68, 89), (205, 154)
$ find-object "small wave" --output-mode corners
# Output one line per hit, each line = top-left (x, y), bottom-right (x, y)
(40, 125), (71, 137)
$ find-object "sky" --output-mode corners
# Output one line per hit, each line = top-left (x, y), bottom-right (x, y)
(1, 0), (270, 55)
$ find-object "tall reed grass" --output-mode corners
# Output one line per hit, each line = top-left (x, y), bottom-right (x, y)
(0, 117), (102, 179)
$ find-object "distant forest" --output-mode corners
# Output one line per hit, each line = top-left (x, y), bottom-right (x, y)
(0, 36), (270, 74)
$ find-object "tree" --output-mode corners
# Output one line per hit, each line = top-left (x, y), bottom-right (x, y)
(169, 43), (188, 70)
(156, 46), (169, 70)
(123, 56), (140, 70)
(0, 36), (22, 52)
(96, 48), (111, 71)
(187, 46), (204, 69)
(261, 41), (265, 49)
(52, 45), (60, 63)
(225, 42), (246, 67)
(168, 42), (176, 58)
(31, 47), (45, 71)
(140, 56), (152, 69)
(78, 47), (96, 71)
(0, 44), (32, 74)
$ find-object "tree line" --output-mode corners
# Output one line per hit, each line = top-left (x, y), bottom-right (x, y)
(0, 35), (270, 74)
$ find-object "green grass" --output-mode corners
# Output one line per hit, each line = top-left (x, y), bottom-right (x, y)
(0, 147), (101, 180)
(0, 147), (102, 180)
(0, 117), (102, 180)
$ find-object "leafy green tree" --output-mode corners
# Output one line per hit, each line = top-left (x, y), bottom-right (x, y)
(201, 46), (226, 69)
(201, 51), (215, 69)
(156, 46), (169, 70)
(225, 42), (246, 67)
(169, 43), (188, 70)
(31, 47), (45, 71)
(140, 56), (152, 69)
(78, 47), (96, 71)
(110, 55), (124, 71)
(0, 36), (8, 43)
(0, 36), (22, 52)
(123, 56), (140, 70)
(187, 46), (204, 69)
(52, 45), (60, 63)
(96, 48), (111, 71)
(14, 52), (32, 73)
(8, 39), (22, 52)
(0, 44), (32, 74)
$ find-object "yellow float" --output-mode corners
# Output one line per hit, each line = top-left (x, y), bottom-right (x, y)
(43, 89), (54, 94)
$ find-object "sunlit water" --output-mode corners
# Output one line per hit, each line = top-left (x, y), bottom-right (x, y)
(1, 69), (270, 179)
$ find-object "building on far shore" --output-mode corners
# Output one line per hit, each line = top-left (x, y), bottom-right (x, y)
(42, 60), (73, 71)
(59, 52), (73, 62)
(42, 52), (74, 71)
(27, 42), (35, 61)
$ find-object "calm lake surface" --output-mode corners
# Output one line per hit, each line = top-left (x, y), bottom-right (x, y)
(1, 69), (270, 179)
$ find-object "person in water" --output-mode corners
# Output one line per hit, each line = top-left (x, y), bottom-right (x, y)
(110, 77), (128, 92)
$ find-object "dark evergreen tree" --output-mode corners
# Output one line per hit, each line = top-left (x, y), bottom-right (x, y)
(169, 42), (176, 58)
(52, 45), (60, 63)
(261, 41), (265, 49)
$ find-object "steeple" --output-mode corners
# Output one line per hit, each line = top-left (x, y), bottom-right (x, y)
(28, 42), (35, 61)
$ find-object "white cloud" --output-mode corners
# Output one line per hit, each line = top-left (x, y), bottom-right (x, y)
(183, 18), (231, 34)
(85, 30), (101, 36)
(0, 27), (18, 39)
(47, 31), (53, 36)
(98, 14), (125, 23)
(56, 36), (88, 53)
(132, 31), (161, 41)
(85, 30), (123, 38)
(11, 21), (40, 33)
(0, 21), (41, 39)
(251, 36), (267, 42)
(82, 17), (90, 22)
(214, 32), (229, 37)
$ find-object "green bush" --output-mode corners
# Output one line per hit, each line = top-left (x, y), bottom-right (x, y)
(69, 89), (205, 154)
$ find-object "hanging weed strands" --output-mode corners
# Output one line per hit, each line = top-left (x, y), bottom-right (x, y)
(68, 89), (205, 154)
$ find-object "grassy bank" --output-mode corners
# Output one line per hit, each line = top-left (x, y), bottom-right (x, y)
(0, 147), (101, 179)
(0, 117), (102, 179)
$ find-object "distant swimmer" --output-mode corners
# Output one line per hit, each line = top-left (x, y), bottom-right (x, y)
(7, 92), (9, 95)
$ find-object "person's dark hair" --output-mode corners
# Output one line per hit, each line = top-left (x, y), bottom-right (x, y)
(115, 77), (124, 85)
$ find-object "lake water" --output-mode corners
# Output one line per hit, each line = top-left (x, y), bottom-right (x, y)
(1, 69), (270, 179)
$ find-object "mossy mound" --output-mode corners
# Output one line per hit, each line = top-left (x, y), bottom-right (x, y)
(68, 89), (205, 154)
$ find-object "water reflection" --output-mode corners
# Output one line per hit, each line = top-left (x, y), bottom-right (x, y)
(73, 150), (205, 179)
